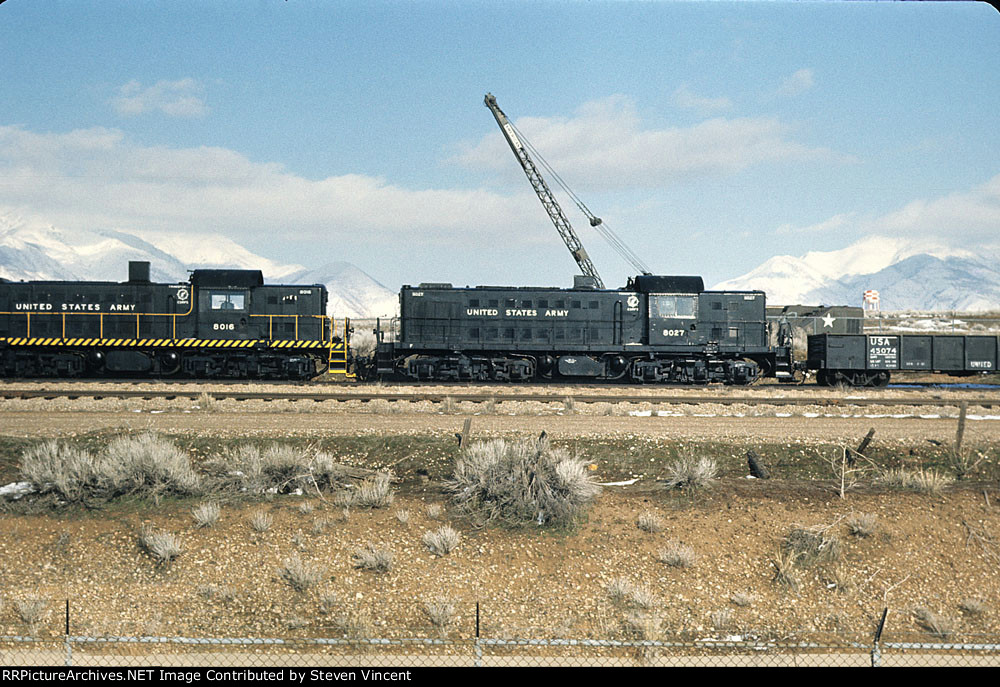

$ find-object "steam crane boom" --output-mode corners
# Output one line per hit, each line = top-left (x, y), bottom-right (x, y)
(484, 92), (605, 289)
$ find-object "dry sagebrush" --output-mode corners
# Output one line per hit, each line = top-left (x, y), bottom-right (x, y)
(21, 434), (199, 501)
(662, 452), (717, 490)
(279, 555), (326, 592)
(445, 437), (601, 527)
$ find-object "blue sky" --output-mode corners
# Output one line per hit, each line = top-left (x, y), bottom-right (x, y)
(1, 0), (998, 290)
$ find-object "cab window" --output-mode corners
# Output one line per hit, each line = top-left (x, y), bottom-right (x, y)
(210, 292), (246, 311)
(650, 294), (697, 319)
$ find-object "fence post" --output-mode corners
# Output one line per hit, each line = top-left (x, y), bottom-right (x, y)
(871, 607), (887, 667)
(474, 602), (482, 667)
(64, 599), (72, 666)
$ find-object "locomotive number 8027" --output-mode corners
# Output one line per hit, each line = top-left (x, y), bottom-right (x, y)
(370, 274), (796, 385)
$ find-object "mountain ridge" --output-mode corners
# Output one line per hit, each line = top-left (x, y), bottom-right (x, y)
(0, 214), (398, 318)
(713, 236), (1000, 311)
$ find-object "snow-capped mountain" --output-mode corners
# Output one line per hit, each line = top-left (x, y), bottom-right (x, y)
(714, 236), (1000, 311)
(0, 214), (397, 318)
(287, 262), (399, 320)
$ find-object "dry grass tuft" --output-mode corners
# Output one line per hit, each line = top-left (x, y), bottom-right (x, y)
(877, 468), (954, 494)
(846, 512), (878, 538)
(352, 544), (393, 573)
(771, 548), (800, 591)
(139, 526), (183, 563)
(605, 577), (635, 604)
(422, 525), (461, 557)
(191, 502), (221, 528)
(709, 608), (734, 633)
(248, 510), (274, 533)
(198, 584), (237, 603)
(657, 540), (696, 568)
(913, 607), (956, 639)
(279, 555), (326, 592)
(625, 584), (658, 610)
(636, 511), (665, 533)
(332, 610), (376, 643)
(319, 592), (340, 615)
(959, 599), (987, 617)
(624, 610), (663, 641)
(15, 594), (49, 631)
(352, 472), (395, 509)
(422, 600), (457, 636)
(783, 525), (841, 566)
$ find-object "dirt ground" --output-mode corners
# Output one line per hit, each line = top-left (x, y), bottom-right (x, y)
(1, 407), (999, 643)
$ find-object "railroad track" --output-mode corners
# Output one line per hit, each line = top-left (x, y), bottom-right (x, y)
(2, 387), (997, 407)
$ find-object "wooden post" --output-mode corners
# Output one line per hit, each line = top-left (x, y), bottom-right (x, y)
(458, 418), (472, 449)
(956, 401), (968, 459)
(747, 450), (770, 479)
(850, 427), (876, 466)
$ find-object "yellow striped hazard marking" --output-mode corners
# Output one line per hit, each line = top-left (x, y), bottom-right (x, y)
(0, 337), (341, 350)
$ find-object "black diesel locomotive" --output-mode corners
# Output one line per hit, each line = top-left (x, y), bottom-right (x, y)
(0, 261), (349, 379)
(372, 275), (795, 385)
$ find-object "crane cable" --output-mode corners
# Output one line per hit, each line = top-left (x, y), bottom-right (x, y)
(508, 120), (652, 276)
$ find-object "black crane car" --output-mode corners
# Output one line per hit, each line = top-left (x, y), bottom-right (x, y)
(372, 274), (794, 385)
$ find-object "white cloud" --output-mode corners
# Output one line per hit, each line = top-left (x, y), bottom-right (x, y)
(670, 84), (732, 114)
(777, 69), (815, 97)
(774, 173), (1000, 246)
(775, 212), (855, 235)
(111, 79), (209, 118)
(454, 95), (842, 190)
(0, 125), (546, 249)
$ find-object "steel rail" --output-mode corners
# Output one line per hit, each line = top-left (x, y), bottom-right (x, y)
(1, 387), (997, 407)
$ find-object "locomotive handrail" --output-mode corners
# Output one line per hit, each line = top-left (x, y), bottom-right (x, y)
(3, 309), (336, 344)
(2, 297), (197, 340)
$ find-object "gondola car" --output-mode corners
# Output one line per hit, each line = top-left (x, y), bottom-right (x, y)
(807, 333), (999, 386)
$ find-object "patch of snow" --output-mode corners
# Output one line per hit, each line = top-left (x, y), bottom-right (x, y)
(0, 481), (35, 499)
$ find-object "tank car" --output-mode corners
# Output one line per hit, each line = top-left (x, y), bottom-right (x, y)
(370, 274), (795, 385)
(0, 261), (349, 379)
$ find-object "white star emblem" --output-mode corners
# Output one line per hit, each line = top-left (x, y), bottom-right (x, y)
(822, 314), (836, 328)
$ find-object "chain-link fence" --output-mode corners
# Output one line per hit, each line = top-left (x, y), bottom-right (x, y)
(2, 633), (999, 667)
(1, 599), (998, 667)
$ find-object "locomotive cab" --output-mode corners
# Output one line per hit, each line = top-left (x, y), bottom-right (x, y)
(191, 269), (262, 340)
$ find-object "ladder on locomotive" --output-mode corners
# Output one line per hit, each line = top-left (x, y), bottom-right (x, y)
(327, 316), (354, 378)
